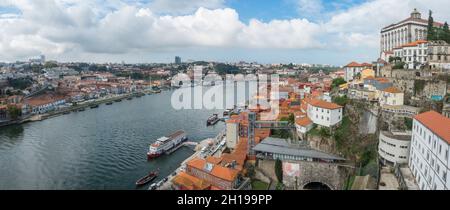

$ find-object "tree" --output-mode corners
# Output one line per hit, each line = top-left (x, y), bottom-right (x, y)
(7, 105), (22, 120)
(331, 78), (346, 89)
(44, 61), (58, 69)
(274, 159), (283, 183)
(333, 95), (348, 106)
(443, 22), (450, 43)
(427, 10), (436, 41)
(288, 113), (295, 124)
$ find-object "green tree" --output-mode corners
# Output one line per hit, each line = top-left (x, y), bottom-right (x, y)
(275, 159), (283, 183)
(333, 95), (348, 106)
(331, 78), (346, 89)
(427, 10), (436, 41)
(7, 105), (22, 120)
(443, 22), (450, 43)
(44, 61), (58, 69)
(288, 113), (295, 124)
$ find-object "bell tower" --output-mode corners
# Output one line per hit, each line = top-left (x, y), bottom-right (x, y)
(411, 8), (421, 19)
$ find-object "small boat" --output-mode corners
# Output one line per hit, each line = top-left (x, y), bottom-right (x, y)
(136, 170), (159, 186)
(90, 104), (99, 109)
(62, 111), (70, 115)
(127, 97), (133, 100)
(106, 102), (113, 105)
(207, 114), (220, 126)
(115, 99), (122, 102)
(78, 108), (85, 112)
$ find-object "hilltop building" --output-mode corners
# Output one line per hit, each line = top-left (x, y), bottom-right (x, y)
(381, 9), (444, 57)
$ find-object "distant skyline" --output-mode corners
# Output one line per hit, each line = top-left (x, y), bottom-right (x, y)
(1, 0), (450, 65)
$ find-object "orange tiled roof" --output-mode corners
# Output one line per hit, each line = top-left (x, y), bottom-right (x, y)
(383, 86), (402, 93)
(211, 164), (239, 182)
(25, 94), (66, 107)
(345, 62), (371, 67)
(187, 158), (239, 182)
(401, 40), (427, 48)
(414, 111), (450, 144)
(172, 171), (211, 190)
(296, 117), (313, 127)
(206, 156), (223, 165)
(309, 99), (343, 110)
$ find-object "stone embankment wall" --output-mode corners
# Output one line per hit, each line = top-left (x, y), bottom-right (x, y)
(257, 159), (349, 190)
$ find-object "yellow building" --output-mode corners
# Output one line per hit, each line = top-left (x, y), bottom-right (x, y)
(360, 69), (375, 80)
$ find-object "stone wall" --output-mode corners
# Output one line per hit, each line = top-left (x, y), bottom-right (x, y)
(257, 159), (350, 190)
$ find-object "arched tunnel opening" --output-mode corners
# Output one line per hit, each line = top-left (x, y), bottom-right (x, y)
(303, 182), (332, 190)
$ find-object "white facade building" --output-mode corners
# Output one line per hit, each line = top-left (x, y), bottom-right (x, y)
(409, 111), (450, 190)
(393, 40), (428, 69)
(380, 9), (443, 55)
(343, 62), (372, 82)
(306, 99), (343, 128)
(379, 131), (412, 166)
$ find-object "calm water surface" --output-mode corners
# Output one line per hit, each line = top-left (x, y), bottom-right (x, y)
(0, 85), (249, 189)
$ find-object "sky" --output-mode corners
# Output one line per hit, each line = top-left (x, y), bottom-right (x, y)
(0, 0), (449, 65)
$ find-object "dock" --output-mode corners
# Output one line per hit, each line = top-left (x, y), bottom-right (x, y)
(152, 129), (226, 190)
(165, 141), (198, 155)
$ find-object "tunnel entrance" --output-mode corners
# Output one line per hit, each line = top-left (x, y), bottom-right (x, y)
(303, 182), (332, 190)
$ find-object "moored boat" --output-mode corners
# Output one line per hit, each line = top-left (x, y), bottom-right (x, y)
(207, 114), (220, 126)
(90, 104), (99, 109)
(136, 170), (159, 186)
(147, 130), (187, 159)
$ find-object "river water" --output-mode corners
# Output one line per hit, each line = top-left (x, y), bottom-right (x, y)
(0, 85), (250, 190)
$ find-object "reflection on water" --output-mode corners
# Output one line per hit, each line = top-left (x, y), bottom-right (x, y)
(0, 125), (24, 148)
(0, 86), (246, 190)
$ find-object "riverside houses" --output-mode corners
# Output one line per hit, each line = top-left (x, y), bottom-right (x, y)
(25, 94), (67, 114)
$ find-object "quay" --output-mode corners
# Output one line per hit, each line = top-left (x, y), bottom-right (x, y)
(152, 129), (226, 190)
(0, 91), (161, 127)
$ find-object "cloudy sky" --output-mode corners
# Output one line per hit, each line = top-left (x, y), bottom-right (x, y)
(0, 0), (449, 65)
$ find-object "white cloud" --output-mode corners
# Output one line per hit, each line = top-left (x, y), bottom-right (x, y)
(295, 0), (323, 18)
(148, 0), (226, 15)
(1, 0), (450, 63)
(0, 0), (325, 61)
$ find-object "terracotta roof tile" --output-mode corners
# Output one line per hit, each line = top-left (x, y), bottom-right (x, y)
(383, 86), (402, 94)
(414, 111), (450, 144)
(309, 99), (343, 110)
(295, 117), (313, 127)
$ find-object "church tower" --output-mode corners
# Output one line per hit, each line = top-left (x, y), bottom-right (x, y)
(411, 8), (421, 19)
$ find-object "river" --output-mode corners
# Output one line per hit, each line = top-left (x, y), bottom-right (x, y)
(0, 85), (250, 190)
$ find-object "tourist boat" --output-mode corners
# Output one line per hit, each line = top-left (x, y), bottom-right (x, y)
(90, 104), (99, 109)
(147, 130), (187, 159)
(135, 170), (159, 186)
(207, 114), (220, 126)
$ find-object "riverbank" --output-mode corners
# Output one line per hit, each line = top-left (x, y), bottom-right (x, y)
(0, 86), (226, 189)
(0, 91), (164, 128)
(154, 129), (226, 190)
